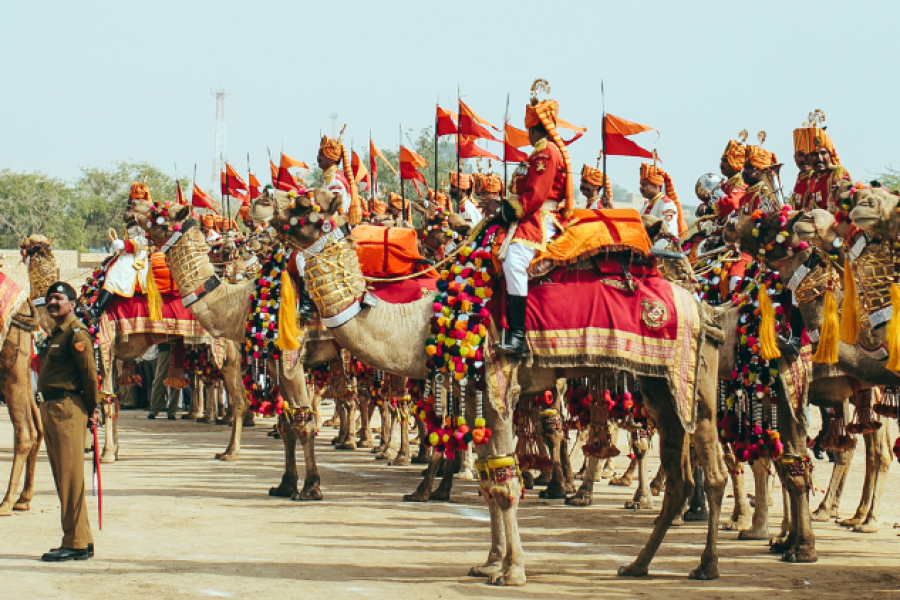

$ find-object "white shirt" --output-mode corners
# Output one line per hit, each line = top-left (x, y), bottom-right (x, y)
(460, 198), (483, 226)
(642, 193), (679, 228)
(323, 166), (351, 213)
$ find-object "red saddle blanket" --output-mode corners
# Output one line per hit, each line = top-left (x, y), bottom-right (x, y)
(369, 279), (437, 304)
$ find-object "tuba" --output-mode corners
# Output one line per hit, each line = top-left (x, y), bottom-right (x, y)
(759, 163), (786, 213)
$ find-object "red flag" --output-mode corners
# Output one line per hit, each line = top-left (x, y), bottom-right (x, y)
(370, 139), (397, 177)
(275, 153), (306, 192)
(351, 150), (369, 191)
(458, 99), (500, 142)
(248, 172), (261, 200)
(606, 114), (654, 136)
(270, 161), (279, 186)
(191, 183), (220, 212)
(399, 145), (427, 184)
(504, 123), (531, 163)
(221, 163), (248, 198)
(436, 105), (458, 136)
(605, 133), (654, 159)
(458, 136), (501, 161)
(175, 181), (187, 205)
(280, 153), (309, 171)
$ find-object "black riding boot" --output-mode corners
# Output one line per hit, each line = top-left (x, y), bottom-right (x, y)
(91, 290), (115, 321)
(684, 465), (709, 521)
(493, 295), (528, 356)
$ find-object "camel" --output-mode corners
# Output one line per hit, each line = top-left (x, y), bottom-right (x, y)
(263, 187), (726, 584)
(0, 259), (41, 516)
(143, 198), (339, 501)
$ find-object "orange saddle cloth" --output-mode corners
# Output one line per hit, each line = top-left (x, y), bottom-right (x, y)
(353, 225), (426, 278)
(537, 209), (651, 266)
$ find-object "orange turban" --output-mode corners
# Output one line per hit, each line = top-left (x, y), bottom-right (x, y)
(129, 182), (152, 202)
(722, 139), (747, 172)
(449, 171), (473, 191)
(319, 135), (343, 162)
(201, 214), (216, 228)
(388, 192), (408, 210)
(746, 145), (778, 170)
(371, 198), (387, 215)
(797, 125), (841, 165)
(428, 189), (453, 212)
(640, 163), (686, 234)
(474, 173), (503, 196)
(580, 164), (610, 191)
(524, 96), (573, 218)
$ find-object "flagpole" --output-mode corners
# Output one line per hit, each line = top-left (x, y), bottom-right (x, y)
(456, 86), (461, 213)
(434, 95), (440, 204)
(503, 93), (509, 201)
(369, 131), (376, 215)
(222, 152), (230, 231)
(400, 123), (407, 223)
(601, 80), (608, 198)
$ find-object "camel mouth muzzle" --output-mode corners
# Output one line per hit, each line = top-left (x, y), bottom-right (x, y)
(849, 206), (879, 230)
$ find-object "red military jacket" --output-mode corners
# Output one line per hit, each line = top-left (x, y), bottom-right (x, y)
(507, 138), (567, 249)
(712, 174), (749, 218)
(805, 166), (851, 211)
(790, 171), (811, 209)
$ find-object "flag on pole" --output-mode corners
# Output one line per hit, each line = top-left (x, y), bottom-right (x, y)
(503, 123), (531, 163)
(191, 183), (220, 212)
(275, 153), (307, 192)
(248, 172), (262, 200)
(221, 164), (248, 199)
(351, 150), (369, 190)
(175, 180), (187, 205)
(399, 145), (427, 184)
(370, 139), (398, 177)
(436, 105), (458, 136)
(604, 114), (656, 158)
(458, 99), (500, 142)
(458, 135), (501, 161)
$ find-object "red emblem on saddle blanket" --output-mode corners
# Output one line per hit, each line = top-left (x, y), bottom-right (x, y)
(640, 299), (668, 329)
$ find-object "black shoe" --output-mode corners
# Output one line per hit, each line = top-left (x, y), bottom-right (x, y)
(813, 446), (825, 460)
(827, 451), (835, 463)
(493, 295), (528, 357)
(90, 290), (114, 322)
(299, 288), (314, 321)
(147, 413), (157, 419)
(167, 414), (177, 420)
(41, 547), (91, 562)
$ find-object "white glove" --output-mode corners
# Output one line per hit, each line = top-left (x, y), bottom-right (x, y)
(112, 239), (126, 251)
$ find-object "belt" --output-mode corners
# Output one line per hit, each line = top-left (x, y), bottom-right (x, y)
(40, 390), (82, 401)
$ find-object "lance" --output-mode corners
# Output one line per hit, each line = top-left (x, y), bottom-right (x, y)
(91, 420), (102, 530)
(434, 95), (439, 205)
(400, 123), (407, 223)
(601, 80), (608, 199)
(369, 130), (376, 214)
(503, 93), (509, 201)
(456, 86), (461, 213)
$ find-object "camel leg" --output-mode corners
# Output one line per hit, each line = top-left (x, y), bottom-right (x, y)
(388, 408), (411, 466)
(610, 435), (638, 486)
(330, 400), (346, 445)
(853, 418), (892, 533)
(600, 422), (620, 479)
(357, 395), (376, 448)
(684, 464), (709, 522)
(336, 398), (358, 450)
(1, 335), (40, 516)
(566, 455), (600, 506)
(489, 483), (525, 587)
(200, 381), (216, 424)
(412, 413), (431, 464)
(813, 401), (852, 521)
(649, 462), (666, 496)
(216, 356), (244, 461)
(292, 418), (323, 501)
(534, 434), (553, 486)
(738, 458), (771, 540)
(468, 492), (507, 577)
(618, 384), (693, 577)
(538, 422), (567, 499)
(403, 450), (442, 502)
(430, 451), (459, 502)
(100, 398), (118, 464)
(269, 413), (299, 497)
(456, 444), (476, 480)
(625, 436), (653, 510)
(374, 403), (393, 456)
(689, 406), (727, 580)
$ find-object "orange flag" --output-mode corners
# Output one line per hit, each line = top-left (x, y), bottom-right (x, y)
(175, 181), (187, 205)
(248, 172), (261, 200)
(556, 117), (587, 133)
(458, 136), (501, 161)
(504, 123), (530, 148)
(191, 183), (220, 212)
(351, 150), (369, 189)
(458, 99), (500, 142)
(399, 145), (427, 183)
(280, 153), (309, 172)
(605, 114), (654, 136)
(436, 105), (458, 136)
(370, 139), (398, 176)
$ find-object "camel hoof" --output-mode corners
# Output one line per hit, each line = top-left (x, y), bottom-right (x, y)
(429, 490), (451, 502)
(13, 500), (31, 511)
(200, 418), (215, 425)
(215, 418), (232, 426)
(358, 440), (375, 448)
(854, 521), (880, 534)
(291, 488), (323, 501)
(617, 564), (649, 578)
(268, 483), (298, 498)
(684, 508), (709, 522)
(335, 443), (357, 451)
(375, 453), (389, 460)
(454, 470), (476, 480)
(411, 453), (430, 464)
(534, 472), (552, 485)
(0, 505), (12, 517)
(539, 484), (567, 500)
(840, 517), (862, 528)
(372, 446), (387, 455)
(403, 492), (429, 503)
(738, 527), (769, 540)
(489, 567), (526, 587)
(600, 468), (616, 479)
(650, 486), (662, 497)
(468, 563), (502, 577)
(782, 547), (818, 563)
(100, 453), (117, 465)
(689, 564), (719, 580)
(811, 507), (838, 522)
(388, 456), (411, 466)
(625, 496), (653, 510)
(217, 453), (239, 462)
(565, 492), (593, 507)
(609, 476), (633, 487)
(769, 540), (791, 554)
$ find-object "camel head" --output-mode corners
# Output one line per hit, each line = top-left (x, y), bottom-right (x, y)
(146, 201), (192, 246)
(732, 209), (803, 271)
(125, 199), (155, 232)
(20, 234), (54, 264)
(849, 185), (900, 241)
(271, 187), (347, 249)
(792, 209), (837, 250)
(416, 201), (471, 255)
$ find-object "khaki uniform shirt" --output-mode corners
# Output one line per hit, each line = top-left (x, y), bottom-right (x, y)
(38, 313), (98, 414)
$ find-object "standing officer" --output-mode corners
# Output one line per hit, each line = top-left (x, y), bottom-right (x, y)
(39, 281), (97, 562)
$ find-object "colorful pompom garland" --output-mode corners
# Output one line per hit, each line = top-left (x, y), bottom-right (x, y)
(185, 345), (224, 382)
(241, 249), (288, 417)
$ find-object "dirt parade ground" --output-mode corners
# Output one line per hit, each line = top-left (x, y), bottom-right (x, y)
(2, 404), (900, 600)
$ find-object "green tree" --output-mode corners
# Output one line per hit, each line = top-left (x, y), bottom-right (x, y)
(0, 170), (79, 249)
(72, 161), (186, 251)
(872, 166), (900, 191)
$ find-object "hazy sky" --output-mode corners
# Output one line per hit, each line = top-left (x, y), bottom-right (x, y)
(2, 0), (897, 201)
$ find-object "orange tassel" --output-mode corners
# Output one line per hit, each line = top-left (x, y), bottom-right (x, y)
(840, 258), (860, 344)
(813, 288), (839, 364)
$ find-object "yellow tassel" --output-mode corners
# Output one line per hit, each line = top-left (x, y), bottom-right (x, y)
(277, 270), (302, 351)
(812, 288), (839, 364)
(840, 258), (860, 344)
(758, 284), (781, 360)
(886, 283), (900, 371)
(145, 267), (163, 322)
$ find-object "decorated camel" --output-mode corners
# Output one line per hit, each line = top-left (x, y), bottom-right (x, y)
(261, 188), (727, 584)
(0, 254), (42, 516)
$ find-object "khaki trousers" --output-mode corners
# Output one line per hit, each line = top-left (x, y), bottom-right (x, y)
(41, 394), (93, 549)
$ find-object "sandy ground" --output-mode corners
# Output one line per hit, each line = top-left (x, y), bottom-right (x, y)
(1, 403), (900, 600)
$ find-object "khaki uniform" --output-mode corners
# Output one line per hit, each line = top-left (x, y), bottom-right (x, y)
(38, 313), (97, 550)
